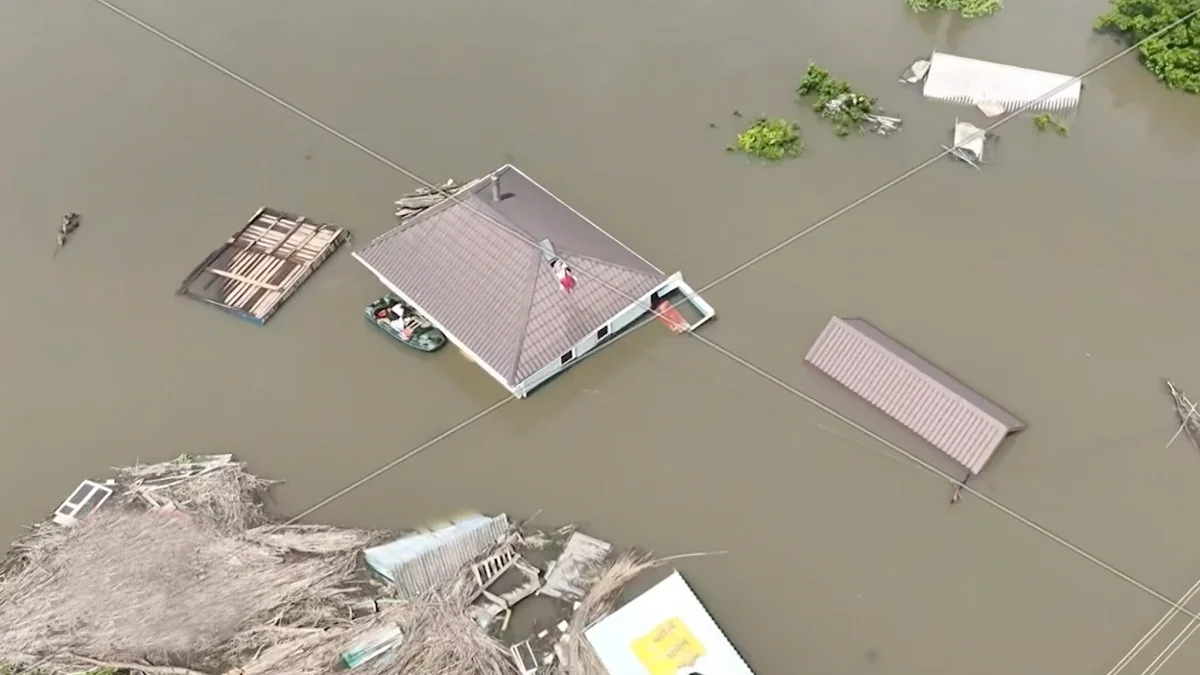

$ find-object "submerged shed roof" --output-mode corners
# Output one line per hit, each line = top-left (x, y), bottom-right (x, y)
(363, 513), (509, 598)
(923, 51), (1081, 113)
(805, 317), (1024, 475)
(354, 165), (667, 387)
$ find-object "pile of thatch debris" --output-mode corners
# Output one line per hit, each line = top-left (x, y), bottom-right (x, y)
(0, 455), (387, 675)
(0, 455), (688, 675)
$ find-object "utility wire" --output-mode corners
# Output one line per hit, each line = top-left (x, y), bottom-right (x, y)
(88, 0), (1200, 625)
(1105, 577), (1200, 675)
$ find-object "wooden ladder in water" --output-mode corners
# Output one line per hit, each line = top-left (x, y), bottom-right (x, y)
(472, 545), (519, 593)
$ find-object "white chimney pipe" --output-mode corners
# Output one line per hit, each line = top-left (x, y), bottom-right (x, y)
(490, 174), (500, 202)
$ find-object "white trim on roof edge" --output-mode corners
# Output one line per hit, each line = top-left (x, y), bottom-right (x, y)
(352, 252), (519, 396)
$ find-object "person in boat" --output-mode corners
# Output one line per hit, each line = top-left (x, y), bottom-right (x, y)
(387, 301), (409, 322)
(387, 302), (416, 340)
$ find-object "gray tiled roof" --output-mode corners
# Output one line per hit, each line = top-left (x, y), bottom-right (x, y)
(805, 317), (1024, 475)
(355, 168), (667, 386)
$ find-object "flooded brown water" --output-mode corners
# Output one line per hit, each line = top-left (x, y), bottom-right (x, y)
(4, 0), (1200, 673)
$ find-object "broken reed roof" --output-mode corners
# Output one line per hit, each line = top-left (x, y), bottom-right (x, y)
(354, 165), (667, 386)
(805, 317), (1024, 475)
(923, 51), (1081, 113)
(0, 455), (382, 675)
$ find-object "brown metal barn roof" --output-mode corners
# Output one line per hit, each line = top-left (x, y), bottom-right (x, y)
(354, 166), (667, 387)
(805, 317), (1024, 475)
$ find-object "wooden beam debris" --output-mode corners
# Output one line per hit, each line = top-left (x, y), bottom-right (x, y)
(865, 113), (903, 136)
(1166, 379), (1200, 451)
(394, 179), (460, 220)
(539, 531), (613, 601)
(53, 212), (82, 258)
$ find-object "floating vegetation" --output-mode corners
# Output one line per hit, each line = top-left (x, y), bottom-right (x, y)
(905, 0), (1002, 18)
(726, 116), (804, 162)
(1095, 0), (1200, 93)
(1033, 113), (1069, 136)
(796, 63), (878, 137)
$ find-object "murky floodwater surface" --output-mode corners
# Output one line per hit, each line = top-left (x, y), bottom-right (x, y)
(3, 0), (1200, 674)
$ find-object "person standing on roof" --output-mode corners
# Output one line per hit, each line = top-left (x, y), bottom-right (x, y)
(552, 259), (576, 294)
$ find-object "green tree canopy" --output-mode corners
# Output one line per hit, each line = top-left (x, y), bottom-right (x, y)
(904, 0), (1001, 19)
(1095, 0), (1200, 93)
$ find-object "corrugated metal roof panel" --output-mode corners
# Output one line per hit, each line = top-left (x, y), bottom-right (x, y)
(805, 317), (1024, 475)
(923, 52), (1081, 113)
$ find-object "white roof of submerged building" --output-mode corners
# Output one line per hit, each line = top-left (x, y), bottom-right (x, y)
(923, 51), (1081, 113)
(586, 571), (755, 675)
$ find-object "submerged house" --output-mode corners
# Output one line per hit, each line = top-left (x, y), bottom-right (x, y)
(353, 165), (715, 398)
(805, 316), (1024, 480)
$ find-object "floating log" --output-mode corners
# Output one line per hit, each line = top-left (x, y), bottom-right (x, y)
(61, 213), (81, 235)
(406, 180), (457, 198)
(394, 195), (447, 210)
(53, 212), (82, 258)
(1166, 379), (1200, 452)
(865, 114), (902, 136)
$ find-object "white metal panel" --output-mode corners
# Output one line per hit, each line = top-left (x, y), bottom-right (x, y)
(574, 331), (600, 359)
(52, 480), (113, 527)
(923, 52), (1080, 112)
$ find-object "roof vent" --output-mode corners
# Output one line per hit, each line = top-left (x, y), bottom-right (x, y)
(490, 174), (501, 202)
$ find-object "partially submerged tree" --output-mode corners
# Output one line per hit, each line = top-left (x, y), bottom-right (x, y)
(905, 0), (1002, 19)
(726, 117), (804, 162)
(796, 63), (877, 137)
(1095, 0), (1200, 93)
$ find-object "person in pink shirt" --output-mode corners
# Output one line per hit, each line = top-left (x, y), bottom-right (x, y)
(552, 259), (576, 294)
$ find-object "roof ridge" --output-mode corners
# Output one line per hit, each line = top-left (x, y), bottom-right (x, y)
(457, 193), (544, 249)
(557, 248), (666, 281)
(504, 249), (545, 384)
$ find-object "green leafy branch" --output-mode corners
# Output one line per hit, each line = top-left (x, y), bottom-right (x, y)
(727, 117), (804, 162)
(1033, 113), (1069, 136)
(796, 63), (877, 137)
(904, 0), (1002, 18)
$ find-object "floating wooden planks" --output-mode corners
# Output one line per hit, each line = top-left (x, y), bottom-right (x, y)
(540, 531), (613, 601)
(177, 207), (350, 325)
